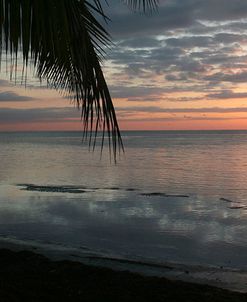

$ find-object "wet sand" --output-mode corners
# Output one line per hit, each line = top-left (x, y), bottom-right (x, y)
(0, 248), (246, 302)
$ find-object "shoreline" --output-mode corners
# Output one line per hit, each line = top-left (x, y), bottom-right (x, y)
(0, 247), (246, 302)
(0, 237), (247, 294)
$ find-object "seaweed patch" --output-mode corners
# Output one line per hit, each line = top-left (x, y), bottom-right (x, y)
(17, 184), (89, 194)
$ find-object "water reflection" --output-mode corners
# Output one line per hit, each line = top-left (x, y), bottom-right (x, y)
(0, 184), (246, 269)
(1, 131), (247, 269)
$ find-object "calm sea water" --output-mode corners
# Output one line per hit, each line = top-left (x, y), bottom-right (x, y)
(0, 130), (247, 269)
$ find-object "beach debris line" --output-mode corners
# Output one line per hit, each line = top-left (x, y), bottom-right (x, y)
(86, 255), (174, 270)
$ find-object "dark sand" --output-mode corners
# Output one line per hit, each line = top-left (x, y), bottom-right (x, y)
(0, 249), (246, 301)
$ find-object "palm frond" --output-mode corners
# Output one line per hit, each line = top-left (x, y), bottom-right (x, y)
(123, 0), (159, 12)
(0, 0), (123, 159)
(0, 0), (159, 159)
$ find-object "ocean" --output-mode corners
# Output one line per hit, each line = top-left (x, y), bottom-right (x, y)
(0, 130), (247, 271)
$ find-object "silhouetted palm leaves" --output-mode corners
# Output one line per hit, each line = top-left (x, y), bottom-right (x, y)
(0, 0), (158, 158)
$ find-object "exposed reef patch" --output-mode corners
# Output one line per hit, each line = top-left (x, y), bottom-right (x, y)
(228, 205), (246, 209)
(17, 184), (189, 198)
(219, 198), (246, 210)
(220, 197), (235, 203)
(140, 192), (189, 198)
(17, 184), (89, 194)
(17, 184), (138, 194)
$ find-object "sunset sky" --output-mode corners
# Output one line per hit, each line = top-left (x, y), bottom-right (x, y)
(2, 0), (247, 131)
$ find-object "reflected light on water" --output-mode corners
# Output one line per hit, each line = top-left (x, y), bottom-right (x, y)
(0, 131), (247, 269)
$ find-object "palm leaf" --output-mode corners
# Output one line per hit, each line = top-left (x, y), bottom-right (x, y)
(123, 0), (159, 12)
(0, 0), (122, 158)
(0, 0), (158, 159)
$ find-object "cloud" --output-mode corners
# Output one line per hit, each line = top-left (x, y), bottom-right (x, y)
(118, 37), (162, 48)
(165, 36), (214, 48)
(167, 96), (204, 102)
(165, 74), (188, 81)
(107, 26), (247, 95)
(106, 3), (195, 38)
(206, 90), (247, 99)
(110, 85), (165, 99)
(0, 79), (12, 87)
(100, 0), (247, 105)
(106, 0), (247, 38)
(3, 0), (247, 128)
(119, 116), (247, 122)
(116, 106), (247, 114)
(214, 33), (247, 44)
(205, 71), (247, 83)
(0, 107), (80, 123)
(0, 91), (35, 102)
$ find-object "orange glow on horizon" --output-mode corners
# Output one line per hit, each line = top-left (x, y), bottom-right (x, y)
(1, 82), (247, 131)
(2, 117), (247, 132)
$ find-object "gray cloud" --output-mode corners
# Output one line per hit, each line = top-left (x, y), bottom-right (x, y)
(116, 106), (247, 114)
(0, 79), (12, 87)
(165, 73), (188, 81)
(119, 116), (247, 122)
(106, 3), (194, 38)
(110, 85), (165, 99)
(214, 33), (247, 44)
(107, 30), (247, 93)
(0, 107), (80, 123)
(100, 0), (247, 101)
(205, 71), (247, 83)
(206, 90), (247, 99)
(165, 36), (214, 48)
(0, 91), (34, 102)
(118, 37), (162, 48)
(105, 0), (247, 38)
(167, 96), (204, 102)
(3, 0), (247, 119)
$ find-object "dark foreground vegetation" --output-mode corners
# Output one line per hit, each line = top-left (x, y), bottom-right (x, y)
(0, 249), (246, 302)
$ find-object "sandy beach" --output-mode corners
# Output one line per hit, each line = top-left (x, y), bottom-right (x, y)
(0, 248), (246, 302)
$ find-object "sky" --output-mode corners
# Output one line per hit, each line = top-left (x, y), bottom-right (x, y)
(2, 0), (247, 131)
